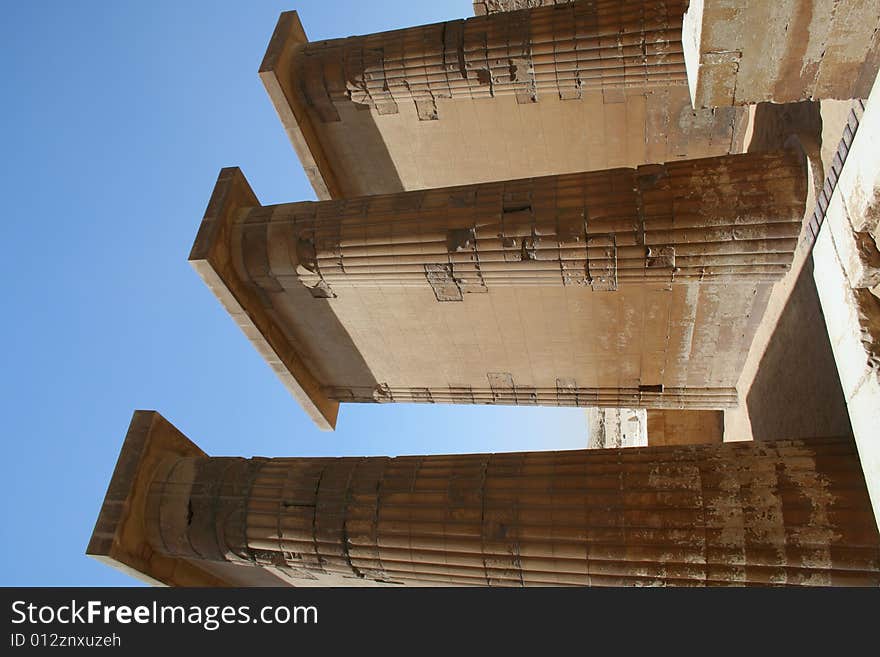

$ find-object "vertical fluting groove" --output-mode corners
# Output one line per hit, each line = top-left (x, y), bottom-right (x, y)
(478, 453), (491, 586)
(243, 458), (269, 564)
(372, 458), (390, 580)
(276, 458), (295, 568)
(145, 437), (880, 586)
(162, 458), (198, 559)
(695, 455), (709, 585)
(144, 456), (175, 557)
(309, 461), (327, 573)
(515, 453), (526, 586)
(616, 448), (626, 582)
(206, 460), (234, 562)
(410, 456), (425, 580)
(339, 457), (365, 579)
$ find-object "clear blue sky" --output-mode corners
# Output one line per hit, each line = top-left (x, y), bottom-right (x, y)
(0, 1), (589, 586)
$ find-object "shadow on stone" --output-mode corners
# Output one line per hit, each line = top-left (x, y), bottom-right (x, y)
(746, 256), (852, 440)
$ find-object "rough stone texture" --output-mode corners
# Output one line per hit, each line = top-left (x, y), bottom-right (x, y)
(722, 100), (855, 443)
(684, 0), (880, 108)
(191, 152), (808, 428)
(586, 407), (648, 448)
(263, 2), (748, 199)
(834, 95), (880, 287)
(252, 152), (806, 293)
(86, 411), (294, 587)
(299, 1), (690, 113)
(813, 72), (880, 530)
(647, 409), (723, 445)
(134, 413), (880, 586)
(474, 0), (572, 16)
(587, 408), (723, 447)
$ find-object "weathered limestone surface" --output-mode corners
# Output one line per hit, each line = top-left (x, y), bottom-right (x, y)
(111, 412), (880, 587)
(191, 151), (807, 428)
(263, 2), (748, 199)
(647, 409), (723, 445)
(298, 0), (689, 112)
(93, 2), (880, 591)
(813, 74), (880, 530)
(86, 411), (295, 586)
(684, 0), (880, 108)
(588, 408), (724, 447)
(474, 0), (571, 15)
(721, 101), (856, 443)
(245, 152), (806, 295)
(587, 407), (647, 448)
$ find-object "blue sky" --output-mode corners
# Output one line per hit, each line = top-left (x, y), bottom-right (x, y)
(0, 1), (589, 586)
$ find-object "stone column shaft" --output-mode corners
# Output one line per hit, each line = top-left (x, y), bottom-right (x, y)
(297, 0), (689, 121)
(236, 151), (806, 300)
(147, 435), (880, 586)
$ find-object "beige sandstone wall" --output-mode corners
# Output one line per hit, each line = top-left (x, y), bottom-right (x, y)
(647, 409), (723, 445)
(684, 0), (880, 107)
(586, 408), (648, 448)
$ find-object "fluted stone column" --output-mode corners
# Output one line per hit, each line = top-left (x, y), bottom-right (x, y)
(261, 2), (748, 199)
(190, 150), (806, 429)
(297, 0), (690, 122)
(235, 150), (806, 301)
(136, 414), (880, 587)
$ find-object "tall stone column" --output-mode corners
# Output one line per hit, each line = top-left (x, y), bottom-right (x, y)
(261, 2), (748, 199)
(190, 150), (805, 430)
(296, 0), (690, 121)
(236, 150), (807, 301)
(109, 413), (880, 587)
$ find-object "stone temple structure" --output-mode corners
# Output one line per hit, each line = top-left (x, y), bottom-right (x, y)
(89, 1), (880, 586)
(192, 151), (806, 430)
(89, 411), (879, 586)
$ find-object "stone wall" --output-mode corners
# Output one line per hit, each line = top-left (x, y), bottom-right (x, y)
(647, 409), (723, 445)
(684, 0), (880, 107)
(586, 408), (648, 448)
